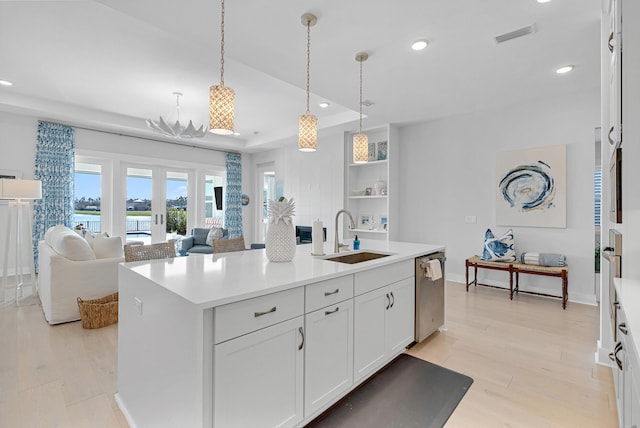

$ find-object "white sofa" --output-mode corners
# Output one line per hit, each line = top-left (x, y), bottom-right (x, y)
(38, 225), (124, 325)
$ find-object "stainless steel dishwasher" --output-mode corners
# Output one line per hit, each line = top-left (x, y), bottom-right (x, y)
(415, 252), (446, 343)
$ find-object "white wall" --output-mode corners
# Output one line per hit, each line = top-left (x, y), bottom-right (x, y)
(396, 89), (600, 304)
(249, 132), (345, 248)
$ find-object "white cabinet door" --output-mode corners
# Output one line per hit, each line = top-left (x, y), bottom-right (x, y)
(354, 286), (388, 382)
(386, 278), (415, 355)
(214, 317), (304, 428)
(304, 301), (354, 416)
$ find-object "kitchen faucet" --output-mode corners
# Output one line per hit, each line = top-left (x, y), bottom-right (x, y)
(334, 209), (356, 253)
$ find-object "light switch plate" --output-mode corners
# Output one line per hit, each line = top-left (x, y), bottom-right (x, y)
(134, 297), (143, 315)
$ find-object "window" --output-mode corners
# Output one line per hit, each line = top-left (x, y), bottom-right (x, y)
(74, 163), (103, 232)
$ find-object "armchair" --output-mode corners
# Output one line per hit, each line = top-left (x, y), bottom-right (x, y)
(179, 227), (229, 255)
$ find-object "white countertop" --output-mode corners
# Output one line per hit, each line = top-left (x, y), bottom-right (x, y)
(614, 277), (640, 359)
(120, 240), (444, 308)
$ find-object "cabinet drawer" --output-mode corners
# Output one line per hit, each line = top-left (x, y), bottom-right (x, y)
(214, 287), (304, 344)
(354, 260), (413, 295)
(305, 275), (354, 313)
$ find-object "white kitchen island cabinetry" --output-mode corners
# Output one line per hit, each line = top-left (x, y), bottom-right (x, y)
(116, 240), (444, 428)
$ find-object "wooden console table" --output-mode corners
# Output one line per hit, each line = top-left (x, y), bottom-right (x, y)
(465, 255), (568, 309)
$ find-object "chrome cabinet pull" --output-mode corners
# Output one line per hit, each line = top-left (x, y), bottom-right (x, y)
(155, 214), (158, 224)
(385, 293), (390, 310)
(614, 301), (620, 309)
(608, 126), (616, 146)
(390, 292), (395, 308)
(619, 322), (628, 335)
(613, 342), (623, 370)
(608, 32), (615, 53)
(324, 288), (339, 296)
(298, 326), (304, 350)
(325, 307), (339, 316)
(254, 306), (276, 317)
(160, 214), (164, 224)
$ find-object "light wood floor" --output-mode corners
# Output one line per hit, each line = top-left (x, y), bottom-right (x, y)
(0, 282), (617, 428)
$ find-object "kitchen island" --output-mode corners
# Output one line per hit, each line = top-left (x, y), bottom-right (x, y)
(115, 240), (445, 428)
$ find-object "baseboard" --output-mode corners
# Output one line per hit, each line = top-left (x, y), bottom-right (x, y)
(595, 340), (614, 366)
(114, 393), (138, 428)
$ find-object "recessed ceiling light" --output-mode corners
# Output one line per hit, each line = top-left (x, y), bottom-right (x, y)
(0, 80), (14, 86)
(233, 132), (240, 136)
(556, 65), (574, 74)
(319, 102), (330, 108)
(537, 0), (552, 3)
(411, 39), (428, 51)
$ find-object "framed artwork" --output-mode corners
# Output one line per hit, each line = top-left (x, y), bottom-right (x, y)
(496, 144), (566, 228)
(376, 141), (388, 160)
(367, 142), (377, 161)
(378, 215), (388, 231)
(358, 214), (373, 229)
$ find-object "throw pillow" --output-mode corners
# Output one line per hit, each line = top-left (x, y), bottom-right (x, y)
(206, 227), (224, 246)
(481, 228), (516, 262)
(45, 225), (96, 261)
(93, 234), (124, 259)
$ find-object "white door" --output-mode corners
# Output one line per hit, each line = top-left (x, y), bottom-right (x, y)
(304, 300), (354, 416)
(354, 286), (388, 382)
(386, 278), (415, 355)
(214, 317), (304, 428)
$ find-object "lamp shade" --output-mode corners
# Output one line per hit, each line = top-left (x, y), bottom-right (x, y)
(353, 133), (369, 163)
(298, 114), (318, 152)
(0, 179), (42, 200)
(209, 84), (235, 135)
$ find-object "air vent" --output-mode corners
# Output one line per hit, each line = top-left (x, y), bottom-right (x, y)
(493, 24), (536, 44)
(361, 100), (375, 107)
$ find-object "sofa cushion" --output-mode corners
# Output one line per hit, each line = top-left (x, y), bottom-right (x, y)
(45, 225), (96, 261)
(192, 228), (210, 246)
(188, 245), (214, 254)
(93, 234), (124, 259)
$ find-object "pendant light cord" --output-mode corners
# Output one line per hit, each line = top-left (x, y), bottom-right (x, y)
(359, 58), (363, 133)
(220, 0), (225, 86)
(175, 93), (181, 122)
(306, 19), (311, 115)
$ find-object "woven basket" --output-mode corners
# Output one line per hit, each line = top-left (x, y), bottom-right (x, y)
(77, 292), (119, 329)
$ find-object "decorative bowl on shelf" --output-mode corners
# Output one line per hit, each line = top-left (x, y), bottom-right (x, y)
(351, 189), (365, 196)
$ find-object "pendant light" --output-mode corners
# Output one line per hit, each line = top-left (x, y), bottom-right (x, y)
(353, 52), (369, 163)
(209, 0), (235, 135)
(298, 13), (318, 152)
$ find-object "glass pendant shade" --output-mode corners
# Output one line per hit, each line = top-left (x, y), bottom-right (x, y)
(209, 84), (235, 135)
(353, 133), (369, 163)
(298, 114), (317, 152)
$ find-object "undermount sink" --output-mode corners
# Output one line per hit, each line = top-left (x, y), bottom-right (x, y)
(324, 251), (391, 264)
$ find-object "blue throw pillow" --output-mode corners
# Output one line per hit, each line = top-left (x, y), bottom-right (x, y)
(481, 228), (516, 262)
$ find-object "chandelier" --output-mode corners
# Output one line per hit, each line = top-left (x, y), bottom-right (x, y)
(146, 92), (208, 138)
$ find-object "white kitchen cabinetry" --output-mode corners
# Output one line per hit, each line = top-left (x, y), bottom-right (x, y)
(612, 303), (640, 428)
(304, 300), (354, 416)
(354, 277), (415, 382)
(343, 124), (399, 241)
(214, 316), (305, 428)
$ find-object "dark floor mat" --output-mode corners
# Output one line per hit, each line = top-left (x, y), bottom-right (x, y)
(306, 354), (473, 428)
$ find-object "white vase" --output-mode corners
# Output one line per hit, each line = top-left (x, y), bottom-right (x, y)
(266, 221), (296, 262)
(374, 177), (387, 195)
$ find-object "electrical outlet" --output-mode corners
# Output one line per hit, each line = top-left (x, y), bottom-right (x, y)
(465, 216), (477, 224)
(134, 297), (143, 315)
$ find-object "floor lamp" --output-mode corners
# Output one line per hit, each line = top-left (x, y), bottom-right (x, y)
(0, 179), (42, 304)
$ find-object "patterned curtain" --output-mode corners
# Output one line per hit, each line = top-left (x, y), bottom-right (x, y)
(224, 152), (243, 238)
(33, 121), (75, 270)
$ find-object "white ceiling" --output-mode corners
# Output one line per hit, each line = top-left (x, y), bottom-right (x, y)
(0, 0), (601, 153)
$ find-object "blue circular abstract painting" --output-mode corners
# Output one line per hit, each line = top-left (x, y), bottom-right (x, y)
(498, 161), (556, 212)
